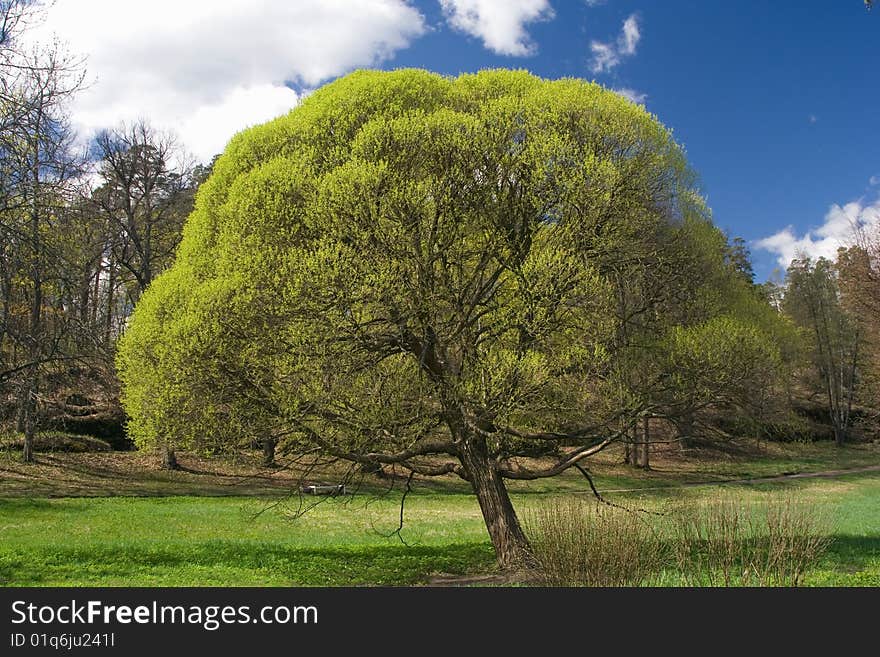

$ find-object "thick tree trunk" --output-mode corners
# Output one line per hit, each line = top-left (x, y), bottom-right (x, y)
(641, 416), (650, 470)
(678, 413), (695, 449)
(457, 432), (533, 570)
(625, 427), (639, 466)
(162, 446), (179, 470)
(262, 435), (277, 467)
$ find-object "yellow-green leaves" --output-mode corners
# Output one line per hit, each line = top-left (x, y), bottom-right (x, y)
(117, 68), (722, 456)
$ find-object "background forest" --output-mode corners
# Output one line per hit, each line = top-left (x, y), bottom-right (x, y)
(1, 1), (877, 469)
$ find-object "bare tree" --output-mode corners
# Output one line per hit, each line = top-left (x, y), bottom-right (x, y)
(87, 122), (195, 468)
(838, 231), (880, 415)
(0, 0), (86, 462)
(92, 122), (193, 294)
(89, 121), (195, 467)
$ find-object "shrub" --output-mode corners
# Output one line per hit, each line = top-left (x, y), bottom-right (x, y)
(670, 497), (832, 587)
(525, 496), (831, 587)
(524, 499), (664, 586)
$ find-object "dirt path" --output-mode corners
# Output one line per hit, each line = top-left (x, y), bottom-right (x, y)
(596, 463), (880, 494)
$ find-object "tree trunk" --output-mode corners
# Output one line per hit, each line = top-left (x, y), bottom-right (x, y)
(162, 446), (179, 470)
(20, 373), (36, 464)
(833, 424), (846, 448)
(21, 432), (34, 463)
(625, 426), (639, 466)
(641, 416), (650, 470)
(104, 257), (116, 346)
(262, 435), (277, 467)
(457, 431), (533, 570)
(91, 264), (101, 330)
(19, 119), (43, 465)
(678, 412), (694, 449)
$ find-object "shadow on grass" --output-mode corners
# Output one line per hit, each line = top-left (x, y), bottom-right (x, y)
(825, 534), (880, 566)
(0, 541), (496, 587)
(0, 498), (91, 514)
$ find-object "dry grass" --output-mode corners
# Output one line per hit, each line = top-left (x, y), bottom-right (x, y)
(524, 500), (664, 586)
(670, 497), (833, 587)
(525, 496), (832, 587)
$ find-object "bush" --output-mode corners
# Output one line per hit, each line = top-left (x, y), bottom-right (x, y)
(524, 496), (832, 587)
(670, 497), (832, 587)
(524, 499), (664, 586)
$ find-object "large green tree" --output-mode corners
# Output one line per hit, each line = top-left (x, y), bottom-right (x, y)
(118, 69), (755, 568)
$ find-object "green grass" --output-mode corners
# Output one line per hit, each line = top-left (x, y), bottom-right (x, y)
(1, 444), (878, 586)
(0, 493), (495, 586)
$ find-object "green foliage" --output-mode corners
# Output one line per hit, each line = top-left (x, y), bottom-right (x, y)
(117, 68), (789, 483)
(663, 315), (782, 408)
(118, 69), (698, 455)
(783, 257), (861, 443)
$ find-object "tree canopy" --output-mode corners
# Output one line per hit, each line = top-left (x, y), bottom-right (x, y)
(117, 69), (789, 568)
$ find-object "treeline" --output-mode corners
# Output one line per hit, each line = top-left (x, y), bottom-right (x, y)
(0, 1), (211, 460)
(1, 5), (878, 471)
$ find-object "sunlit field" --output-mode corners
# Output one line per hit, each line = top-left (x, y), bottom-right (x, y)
(2, 442), (878, 586)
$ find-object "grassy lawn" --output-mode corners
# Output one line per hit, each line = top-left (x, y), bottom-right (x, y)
(1, 440), (878, 586)
(0, 494), (495, 586)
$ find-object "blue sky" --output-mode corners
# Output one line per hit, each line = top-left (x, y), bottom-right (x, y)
(35, 1), (879, 280)
(392, 1), (880, 280)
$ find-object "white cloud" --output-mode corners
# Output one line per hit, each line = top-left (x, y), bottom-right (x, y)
(178, 85), (303, 165)
(440, 0), (554, 56)
(613, 87), (647, 105)
(27, 0), (427, 162)
(584, 1), (606, 6)
(619, 14), (640, 55)
(870, 175), (879, 186)
(589, 41), (619, 74)
(590, 13), (641, 74)
(755, 199), (880, 268)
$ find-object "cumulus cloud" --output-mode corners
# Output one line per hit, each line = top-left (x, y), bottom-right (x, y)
(589, 13), (641, 74)
(440, 0), (554, 56)
(613, 87), (647, 105)
(755, 199), (880, 268)
(28, 0), (427, 162)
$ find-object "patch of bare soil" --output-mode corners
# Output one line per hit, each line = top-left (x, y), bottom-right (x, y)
(424, 570), (539, 587)
(0, 449), (346, 498)
(599, 464), (880, 494)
